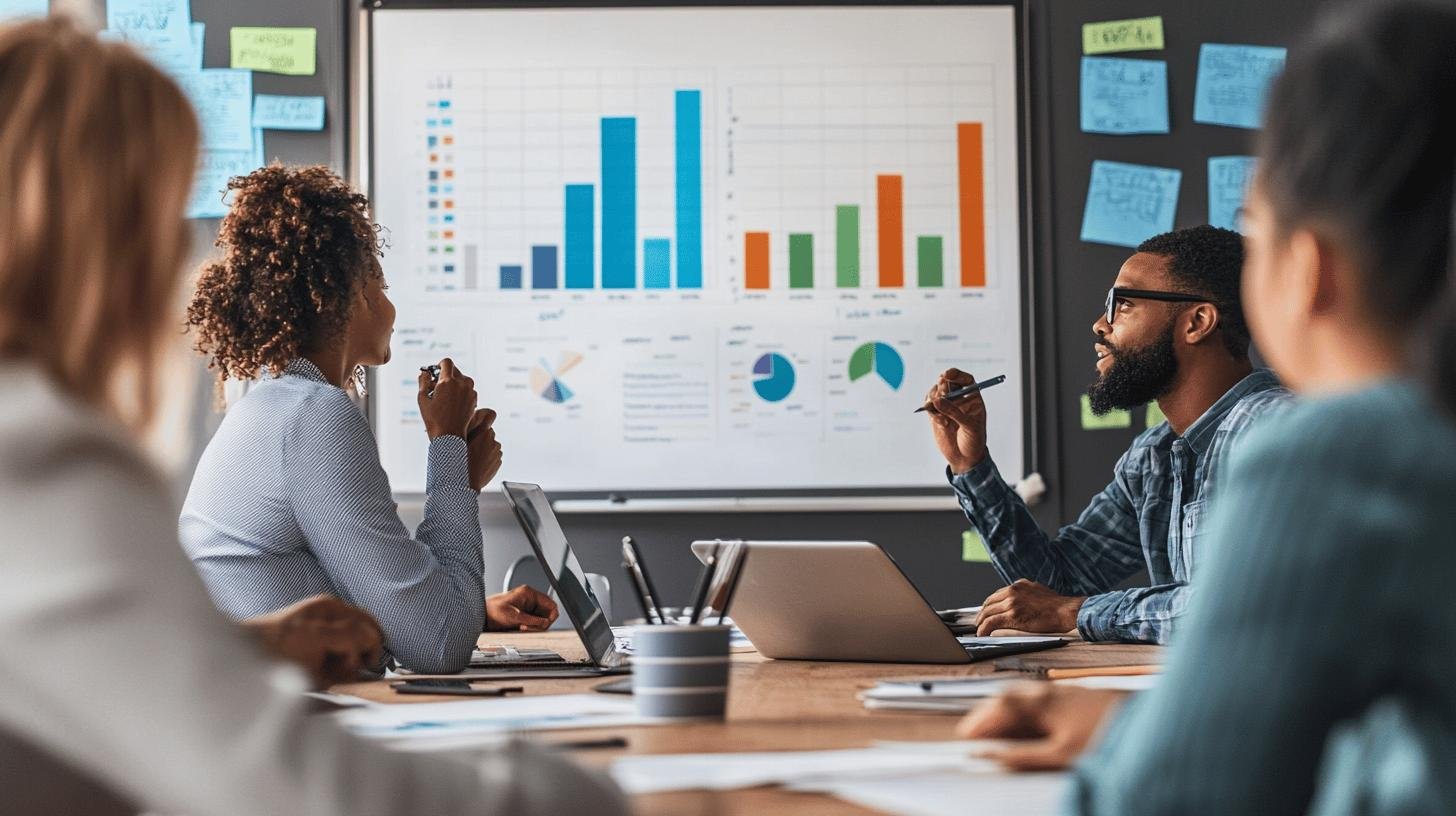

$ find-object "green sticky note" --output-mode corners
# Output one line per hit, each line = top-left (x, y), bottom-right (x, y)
(1146, 401), (1167, 429)
(962, 530), (991, 563)
(1081, 394), (1132, 430)
(1083, 16), (1165, 55)
(230, 27), (316, 76)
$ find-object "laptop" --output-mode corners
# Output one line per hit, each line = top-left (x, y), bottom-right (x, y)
(432, 481), (629, 679)
(690, 540), (1067, 664)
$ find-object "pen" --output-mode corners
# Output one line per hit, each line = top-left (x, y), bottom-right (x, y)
(621, 535), (666, 625)
(545, 736), (629, 751)
(716, 548), (748, 626)
(420, 364), (441, 399)
(687, 542), (721, 625)
(914, 374), (1006, 413)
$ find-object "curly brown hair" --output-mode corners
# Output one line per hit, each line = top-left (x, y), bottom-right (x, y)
(186, 164), (382, 386)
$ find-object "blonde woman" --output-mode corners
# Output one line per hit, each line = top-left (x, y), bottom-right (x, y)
(0, 17), (624, 815)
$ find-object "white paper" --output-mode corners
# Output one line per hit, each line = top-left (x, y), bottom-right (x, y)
(1055, 673), (1160, 692)
(333, 693), (650, 748)
(611, 746), (1005, 795)
(791, 769), (1070, 816)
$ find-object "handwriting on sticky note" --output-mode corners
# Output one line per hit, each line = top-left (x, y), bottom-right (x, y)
(230, 26), (316, 76)
(1081, 57), (1169, 135)
(253, 95), (326, 131)
(1194, 43), (1287, 130)
(1080, 160), (1181, 248)
(962, 530), (991, 563)
(187, 131), (263, 220)
(1081, 395), (1132, 431)
(1083, 16), (1164, 55)
(175, 68), (252, 152)
(1208, 156), (1256, 232)
(106, 0), (194, 73)
(0, 0), (48, 21)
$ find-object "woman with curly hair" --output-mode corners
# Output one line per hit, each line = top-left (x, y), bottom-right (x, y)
(0, 17), (622, 814)
(181, 164), (558, 675)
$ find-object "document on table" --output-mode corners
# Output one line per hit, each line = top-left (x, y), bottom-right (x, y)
(610, 742), (1012, 794)
(333, 693), (652, 750)
(791, 770), (1070, 816)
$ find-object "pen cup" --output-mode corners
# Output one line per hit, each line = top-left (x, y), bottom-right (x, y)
(630, 624), (731, 720)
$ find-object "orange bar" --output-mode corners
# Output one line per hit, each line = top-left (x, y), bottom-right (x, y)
(745, 231), (770, 290)
(958, 123), (986, 287)
(877, 175), (904, 287)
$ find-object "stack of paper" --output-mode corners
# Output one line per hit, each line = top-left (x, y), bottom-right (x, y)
(859, 677), (1013, 712)
(332, 693), (652, 752)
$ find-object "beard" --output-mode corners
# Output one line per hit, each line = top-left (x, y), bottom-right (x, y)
(1086, 324), (1179, 416)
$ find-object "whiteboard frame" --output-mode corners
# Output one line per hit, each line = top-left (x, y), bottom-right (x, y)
(355, 0), (1038, 502)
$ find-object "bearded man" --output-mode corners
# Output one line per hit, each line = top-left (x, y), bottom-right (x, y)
(925, 225), (1289, 645)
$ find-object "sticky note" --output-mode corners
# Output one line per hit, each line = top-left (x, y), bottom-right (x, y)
(1145, 401), (1167, 429)
(191, 21), (204, 69)
(106, 0), (194, 73)
(1208, 156), (1256, 232)
(1081, 57), (1169, 135)
(1194, 43), (1287, 129)
(230, 26), (315, 76)
(962, 529), (991, 563)
(175, 68), (252, 152)
(1081, 394), (1132, 430)
(1080, 160), (1182, 248)
(1083, 16), (1164, 54)
(187, 128), (263, 219)
(0, 0), (48, 20)
(253, 94), (325, 131)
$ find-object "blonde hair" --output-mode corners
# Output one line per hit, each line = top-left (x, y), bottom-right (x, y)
(0, 17), (199, 429)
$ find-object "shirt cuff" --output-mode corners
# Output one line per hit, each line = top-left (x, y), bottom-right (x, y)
(1075, 591), (1121, 642)
(425, 435), (472, 493)
(946, 457), (1010, 507)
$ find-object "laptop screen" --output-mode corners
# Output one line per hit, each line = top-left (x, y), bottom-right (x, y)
(500, 481), (623, 668)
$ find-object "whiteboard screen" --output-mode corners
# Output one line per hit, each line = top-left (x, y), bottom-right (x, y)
(370, 4), (1026, 494)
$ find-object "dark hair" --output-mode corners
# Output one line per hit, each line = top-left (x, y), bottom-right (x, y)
(186, 164), (382, 387)
(1258, 0), (1456, 414)
(1136, 224), (1250, 359)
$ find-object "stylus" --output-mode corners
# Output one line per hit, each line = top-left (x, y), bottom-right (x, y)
(716, 548), (748, 626)
(687, 542), (721, 625)
(913, 374), (1006, 413)
(622, 536), (666, 625)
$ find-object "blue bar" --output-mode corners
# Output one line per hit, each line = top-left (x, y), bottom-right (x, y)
(675, 90), (702, 289)
(500, 265), (522, 290)
(644, 238), (671, 289)
(601, 117), (636, 289)
(565, 184), (594, 289)
(531, 245), (558, 289)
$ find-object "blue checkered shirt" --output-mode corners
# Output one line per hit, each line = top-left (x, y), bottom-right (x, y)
(180, 358), (486, 673)
(950, 369), (1290, 644)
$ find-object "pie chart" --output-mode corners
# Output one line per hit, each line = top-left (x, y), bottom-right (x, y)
(751, 352), (795, 402)
(848, 342), (905, 390)
(529, 351), (583, 404)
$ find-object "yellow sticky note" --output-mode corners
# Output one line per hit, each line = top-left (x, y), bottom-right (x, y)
(962, 530), (991, 563)
(1146, 401), (1167, 429)
(230, 27), (316, 76)
(1081, 394), (1132, 430)
(1083, 16), (1165, 55)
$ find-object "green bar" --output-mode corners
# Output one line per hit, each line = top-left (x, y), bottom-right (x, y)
(917, 236), (944, 287)
(836, 206), (859, 287)
(789, 233), (814, 289)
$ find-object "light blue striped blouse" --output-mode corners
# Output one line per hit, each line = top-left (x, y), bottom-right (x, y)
(179, 358), (485, 674)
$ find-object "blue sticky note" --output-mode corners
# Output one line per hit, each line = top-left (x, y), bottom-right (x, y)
(253, 94), (325, 131)
(1081, 160), (1182, 248)
(1208, 156), (1257, 231)
(187, 128), (263, 220)
(1194, 43), (1287, 129)
(1081, 56), (1169, 134)
(191, 21), (204, 69)
(175, 68), (252, 151)
(106, 0), (193, 73)
(0, 0), (48, 20)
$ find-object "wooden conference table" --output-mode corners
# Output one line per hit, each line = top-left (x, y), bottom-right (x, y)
(335, 631), (1164, 815)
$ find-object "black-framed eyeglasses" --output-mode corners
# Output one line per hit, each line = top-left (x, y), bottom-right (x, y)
(1105, 287), (1209, 325)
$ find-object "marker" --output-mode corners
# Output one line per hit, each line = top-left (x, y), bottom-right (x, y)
(420, 365), (441, 399)
(914, 374), (1006, 414)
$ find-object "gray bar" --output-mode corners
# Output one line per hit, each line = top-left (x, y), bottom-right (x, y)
(463, 244), (478, 289)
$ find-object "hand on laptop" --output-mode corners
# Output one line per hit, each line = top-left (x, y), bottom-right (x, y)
(924, 368), (989, 473)
(958, 684), (1124, 771)
(242, 595), (384, 689)
(465, 408), (503, 491)
(486, 585), (560, 631)
(976, 579), (1086, 636)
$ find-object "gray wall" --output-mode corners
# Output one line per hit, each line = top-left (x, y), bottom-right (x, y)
(180, 0), (1328, 624)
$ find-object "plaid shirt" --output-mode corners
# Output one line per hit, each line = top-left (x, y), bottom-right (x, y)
(949, 369), (1289, 644)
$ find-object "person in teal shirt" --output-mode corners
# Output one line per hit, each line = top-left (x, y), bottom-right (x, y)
(959, 2), (1456, 813)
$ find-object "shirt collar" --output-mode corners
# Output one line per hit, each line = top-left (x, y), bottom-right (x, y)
(1179, 368), (1282, 456)
(281, 358), (331, 385)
